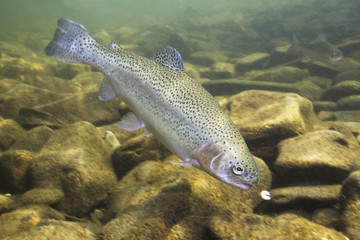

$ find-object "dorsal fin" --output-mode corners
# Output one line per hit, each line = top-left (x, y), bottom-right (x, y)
(152, 46), (184, 72)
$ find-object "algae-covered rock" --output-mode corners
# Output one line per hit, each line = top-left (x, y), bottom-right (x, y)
(20, 188), (64, 206)
(0, 79), (64, 122)
(234, 52), (270, 73)
(274, 130), (359, 186)
(0, 204), (98, 240)
(245, 66), (309, 83)
(200, 61), (235, 79)
(209, 213), (347, 240)
(339, 171), (360, 240)
(0, 150), (34, 193)
(9, 125), (53, 152)
(111, 135), (171, 179)
(0, 119), (25, 151)
(0, 205), (66, 238)
(321, 80), (360, 101)
(102, 156), (271, 240)
(18, 92), (125, 128)
(269, 185), (341, 207)
(229, 90), (314, 160)
(29, 121), (117, 217)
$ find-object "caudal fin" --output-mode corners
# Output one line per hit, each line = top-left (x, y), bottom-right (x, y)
(45, 18), (93, 63)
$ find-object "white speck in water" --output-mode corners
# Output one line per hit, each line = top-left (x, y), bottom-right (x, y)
(261, 190), (271, 200)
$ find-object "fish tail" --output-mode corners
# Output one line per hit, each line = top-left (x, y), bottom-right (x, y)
(45, 18), (94, 63)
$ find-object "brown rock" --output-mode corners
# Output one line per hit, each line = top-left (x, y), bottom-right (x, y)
(0, 119), (25, 151)
(229, 90), (314, 159)
(269, 185), (341, 207)
(111, 135), (171, 179)
(0, 150), (34, 193)
(338, 95), (360, 110)
(209, 213), (347, 240)
(234, 52), (270, 73)
(340, 171), (360, 240)
(102, 156), (271, 239)
(29, 121), (117, 217)
(321, 80), (360, 101)
(0, 205), (65, 238)
(312, 208), (341, 230)
(245, 66), (309, 83)
(274, 130), (359, 186)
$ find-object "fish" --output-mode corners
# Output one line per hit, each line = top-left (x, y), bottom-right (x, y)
(45, 18), (260, 190)
(288, 33), (343, 62)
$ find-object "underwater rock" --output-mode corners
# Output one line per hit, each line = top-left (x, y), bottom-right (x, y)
(67, 72), (105, 93)
(0, 57), (43, 82)
(0, 118), (25, 151)
(102, 157), (271, 240)
(234, 52), (270, 73)
(202, 79), (301, 96)
(337, 95), (360, 111)
(274, 130), (359, 186)
(183, 62), (201, 79)
(28, 121), (117, 217)
(0, 41), (35, 58)
(265, 44), (294, 68)
(317, 111), (336, 122)
(9, 125), (53, 152)
(200, 61), (235, 79)
(339, 171), (360, 240)
(321, 80), (360, 101)
(269, 185), (341, 208)
(337, 39), (360, 56)
(295, 60), (341, 79)
(334, 110), (360, 122)
(312, 101), (338, 113)
(292, 80), (324, 101)
(312, 208), (341, 230)
(209, 213), (347, 240)
(6, 219), (99, 240)
(0, 150), (33, 193)
(334, 69), (360, 85)
(301, 76), (333, 89)
(0, 194), (13, 213)
(0, 205), (99, 239)
(0, 205), (66, 238)
(245, 66), (309, 83)
(0, 79), (64, 122)
(188, 51), (227, 66)
(20, 188), (64, 206)
(44, 61), (92, 80)
(229, 90), (313, 159)
(18, 92), (125, 128)
(111, 135), (171, 179)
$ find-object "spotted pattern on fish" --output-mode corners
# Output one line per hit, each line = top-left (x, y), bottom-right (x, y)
(45, 18), (260, 190)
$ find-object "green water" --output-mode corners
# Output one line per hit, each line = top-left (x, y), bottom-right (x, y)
(1, 0), (359, 56)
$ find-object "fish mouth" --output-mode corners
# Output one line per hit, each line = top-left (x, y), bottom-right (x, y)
(221, 175), (252, 190)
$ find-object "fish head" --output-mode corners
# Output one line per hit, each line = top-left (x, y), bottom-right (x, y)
(194, 139), (260, 190)
(326, 47), (343, 61)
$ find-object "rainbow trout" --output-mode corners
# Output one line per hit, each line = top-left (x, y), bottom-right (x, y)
(45, 18), (260, 190)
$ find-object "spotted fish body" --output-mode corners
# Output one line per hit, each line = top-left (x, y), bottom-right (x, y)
(45, 18), (260, 190)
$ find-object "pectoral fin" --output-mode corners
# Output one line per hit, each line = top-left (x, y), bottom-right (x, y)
(118, 112), (144, 130)
(98, 78), (116, 101)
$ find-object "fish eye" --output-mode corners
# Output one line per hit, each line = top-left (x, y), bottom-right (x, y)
(232, 162), (246, 176)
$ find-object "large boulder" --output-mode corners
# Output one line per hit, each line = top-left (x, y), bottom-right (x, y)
(102, 156), (271, 240)
(28, 121), (117, 217)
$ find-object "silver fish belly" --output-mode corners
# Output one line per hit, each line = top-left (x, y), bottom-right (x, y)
(45, 18), (260, 190)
